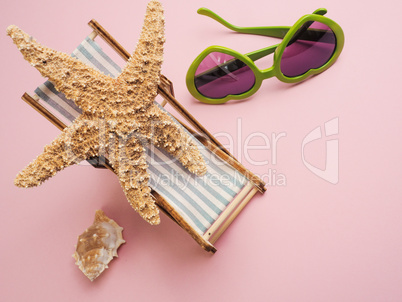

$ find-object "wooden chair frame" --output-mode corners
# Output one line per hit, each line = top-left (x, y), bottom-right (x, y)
(21, 20), (266, 253)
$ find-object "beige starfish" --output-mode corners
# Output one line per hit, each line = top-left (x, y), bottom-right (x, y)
(7, 0), (207, 225)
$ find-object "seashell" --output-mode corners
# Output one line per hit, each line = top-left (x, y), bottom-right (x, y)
(73, 210), (125, 281)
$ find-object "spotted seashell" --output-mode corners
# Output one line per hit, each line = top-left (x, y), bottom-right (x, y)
(73, 210), (125, 281)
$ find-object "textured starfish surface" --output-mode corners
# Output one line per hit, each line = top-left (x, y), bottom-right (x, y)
(7, 0), (207, 225)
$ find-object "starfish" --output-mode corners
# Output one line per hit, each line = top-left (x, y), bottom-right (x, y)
(7, 0), (207, 225)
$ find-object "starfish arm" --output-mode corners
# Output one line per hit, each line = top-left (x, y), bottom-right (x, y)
(145, 105), (207, 176)
(118, 0), (165, 107)
(7, 25), (110, 113)
(114, 135), (160, 225)
(14, 116), (101, 188)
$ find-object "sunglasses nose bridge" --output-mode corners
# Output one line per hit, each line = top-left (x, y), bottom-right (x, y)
(259, 66), (275, 80)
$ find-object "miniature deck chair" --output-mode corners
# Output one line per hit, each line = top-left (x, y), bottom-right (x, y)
(21, 20), (266, 253)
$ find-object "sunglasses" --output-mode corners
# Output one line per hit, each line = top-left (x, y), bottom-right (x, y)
(186, 8), (344, 104)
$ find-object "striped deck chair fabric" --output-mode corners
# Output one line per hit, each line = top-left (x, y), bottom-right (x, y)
(34, 36), (249, 235)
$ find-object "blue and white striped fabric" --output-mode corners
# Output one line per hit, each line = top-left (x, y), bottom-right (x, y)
(34, 36), (248, 235)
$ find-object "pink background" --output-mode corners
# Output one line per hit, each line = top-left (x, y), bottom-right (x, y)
(1, 0), (401, 301)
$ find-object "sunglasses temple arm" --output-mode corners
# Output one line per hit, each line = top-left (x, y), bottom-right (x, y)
(194, 45), (279, 87)
(198, 8), (291, 38)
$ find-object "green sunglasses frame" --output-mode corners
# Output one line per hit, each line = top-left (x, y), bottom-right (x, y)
(186, 8), (345, 104)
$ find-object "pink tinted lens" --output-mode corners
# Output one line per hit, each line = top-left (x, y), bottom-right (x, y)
(280, 21), (336, 77)
(194, 52), (256, 99)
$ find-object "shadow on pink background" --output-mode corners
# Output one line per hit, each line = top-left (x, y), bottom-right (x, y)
(1, 0), (401, 301)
